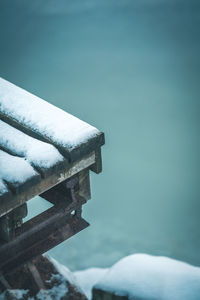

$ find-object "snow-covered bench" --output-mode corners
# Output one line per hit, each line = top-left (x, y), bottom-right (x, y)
(0, 78), (104, 275)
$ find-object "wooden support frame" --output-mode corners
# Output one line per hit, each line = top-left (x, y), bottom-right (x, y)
(0, 175), (89, 276)
(0, 78), (105, 280)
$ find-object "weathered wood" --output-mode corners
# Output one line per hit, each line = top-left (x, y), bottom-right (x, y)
(0, 119), (67, 178)
(78, 168), (91, 201)
(40, 168), (91, 205)
(0, 200), (88, 275)
(0, 204), (27, 242)
(0, 151), (95, 218)
(0, 215), (89, 276)
(90, 148), (103, 174)
(0, 78), (104, 276)
(0, 174), (89, 274)
(1, 111), (105, 163)
(0, 78), (105, 163)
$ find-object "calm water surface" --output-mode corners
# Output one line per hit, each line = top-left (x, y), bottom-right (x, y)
(0, 0), (200, 270)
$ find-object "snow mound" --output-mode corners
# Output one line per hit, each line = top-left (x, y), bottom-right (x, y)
(74, 268), (109, 299)
(94, 254), (200, 300)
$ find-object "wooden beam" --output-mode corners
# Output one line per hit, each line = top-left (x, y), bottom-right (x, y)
(0, 204), (89, 276)
(0, 152), (95, 218)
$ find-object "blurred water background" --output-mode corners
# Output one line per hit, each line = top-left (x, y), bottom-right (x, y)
(0, 0), (199, 270)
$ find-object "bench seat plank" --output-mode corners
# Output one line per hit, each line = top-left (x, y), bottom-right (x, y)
(0, 151), (95, 217)
(0, 120), (67, 177)
(0, 149), (41, 195)
(0, 77), (104, 161)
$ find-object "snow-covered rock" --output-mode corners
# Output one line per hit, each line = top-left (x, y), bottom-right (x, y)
(76, 254), (200, 300)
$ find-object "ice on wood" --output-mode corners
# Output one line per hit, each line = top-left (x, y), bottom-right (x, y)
(0, 77), (100, 150)
(0, 150), (38, 184)
(94, 254), (200, 300)
(0, 120), (64, 169)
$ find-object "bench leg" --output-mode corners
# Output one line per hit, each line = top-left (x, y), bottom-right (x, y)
(0, 204), (27, 242)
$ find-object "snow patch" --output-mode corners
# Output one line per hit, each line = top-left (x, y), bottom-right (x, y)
(95, 254), (200, 300)
(47, 255), (80, 288)
(0, 77), (100, 149)
(74, 268), (109, 300)
(36, 274), (68, 300)
(0, 150), (37, 184)
(0, 120), (64, 169)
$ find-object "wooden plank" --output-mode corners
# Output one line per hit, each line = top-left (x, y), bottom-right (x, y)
(0, 119), (67, 178)
(0, 204), (27, 242)
(0, 151), (95, 217)
(90, 148), (103, 174)
(0, 214), (89, 276)
(78, 168), (91, 201)
(40, 168), (91, 205)
(0, 77), (105, 163)
(0, 181), (88, 275)
(0, 149), (41, 195)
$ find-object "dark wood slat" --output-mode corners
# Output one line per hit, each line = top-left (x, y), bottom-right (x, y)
(78, 168), (91, 201)
(0, 204), (27, 242)
(40, 168), (91, 205)
(0, 152), (95, 218)
(0, 113), (105, 163)
(90, 148), (103, 174)
(0, 215), (89, 276)
(0, 187), (88, 275)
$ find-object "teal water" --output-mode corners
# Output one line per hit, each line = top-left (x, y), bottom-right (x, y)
(0, 0), (200, 270)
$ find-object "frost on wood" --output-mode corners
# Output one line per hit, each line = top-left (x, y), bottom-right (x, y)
(0, 150), (38, 185)
(0, 77), (100, 150)
(93, 254), (200, 300)
(0, 120), (64, 169)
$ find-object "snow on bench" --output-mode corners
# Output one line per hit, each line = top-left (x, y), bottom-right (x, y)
(0, 78), (102, 217)
(0, 77), (104, 162)
(0, 149), (40, 190)
(0, 120), (65, 175)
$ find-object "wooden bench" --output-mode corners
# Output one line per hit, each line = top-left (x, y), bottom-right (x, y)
(0, 78), (104, 275)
